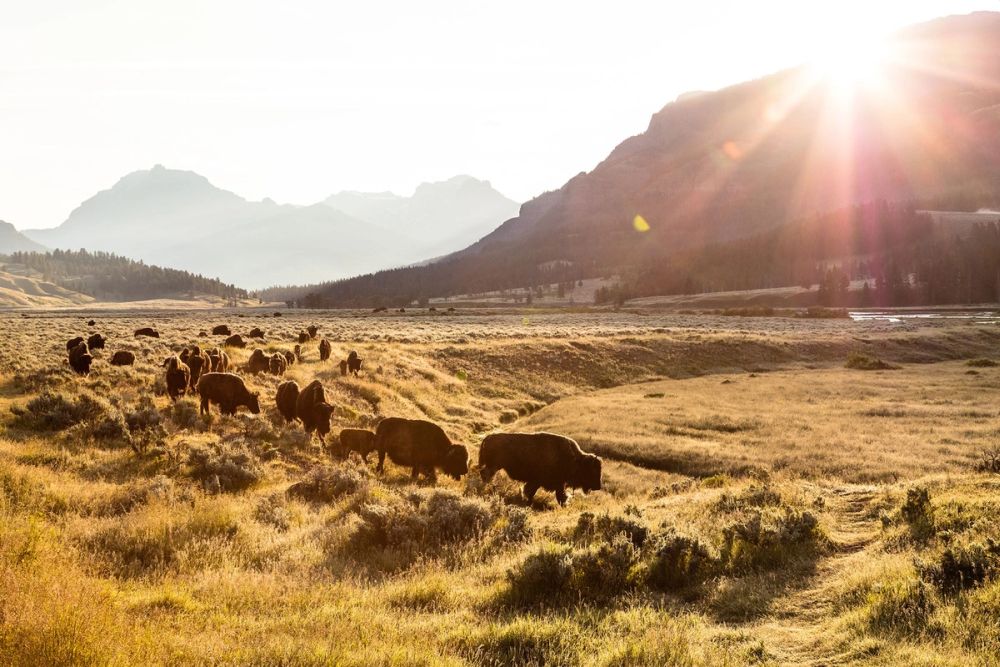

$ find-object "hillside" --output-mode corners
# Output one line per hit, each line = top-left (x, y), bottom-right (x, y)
(0, 221), (46, 254)
(279, 12), (1000, 307)
(0, 269), (92, 307)
(2, 249), (247, 303)
(22, 167), (519, 289)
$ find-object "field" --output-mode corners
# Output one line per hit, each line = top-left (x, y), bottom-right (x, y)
(2, 308), (1000, 666)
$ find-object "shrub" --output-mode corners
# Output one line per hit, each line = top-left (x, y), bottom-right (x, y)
(570, 534), (641, 600)
(286, 463), (371, 503)
(186, 440), (263, 492)
(845, 352), (899, 371)
(714, 485), (782, 513)
(503, 544), (575, 607)
(975, 445), (1000, 474)
(646, 530), (716, 591)
(573, 511), (649, 548)
(719, 508), (823, 573)
(169, 398), (201, 430)
(865, 578), (936, 637)
(255, 494), (293, 531)
(918, 539), (1000, 594)
(966, 358), (998, 367)
(10, 392), (102, 431)
(900, 486), (935, 542)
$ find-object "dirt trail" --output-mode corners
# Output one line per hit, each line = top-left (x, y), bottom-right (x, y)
(756, 486), (881, 665)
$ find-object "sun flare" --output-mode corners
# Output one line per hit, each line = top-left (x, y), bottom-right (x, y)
(808, 32), (893, 92)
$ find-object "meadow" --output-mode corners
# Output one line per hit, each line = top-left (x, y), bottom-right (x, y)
(2, 307), (1000, 666)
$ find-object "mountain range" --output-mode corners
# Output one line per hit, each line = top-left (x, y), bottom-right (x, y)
(269, 11), (1000, 306)
(0, 221), (46, 254)
(17, 168), (519, 290)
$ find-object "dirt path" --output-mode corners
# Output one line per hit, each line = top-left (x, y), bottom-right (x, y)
(755, 485), (881, 665)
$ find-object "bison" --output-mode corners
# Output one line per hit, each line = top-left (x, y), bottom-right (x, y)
(293, 344), (302, 363)
(196, 373), (261, 416)
(186, 346), (209, 389)
(306, 325), (319, 339)
(86, 333), (106, 350)
(275, 381), (300, 423)
(296, 380), (335, 442)
(478, 432), (602, 506)
(347, 350), (362, 375)
(373, 417), (468, 481)
(207, 347), (229, 372)
(224, 334), (246, 348)
(110, 350), (135, 366)
(246, 348), (270, 374)
(248, 327), (265, 338)
(134, 327), (159, 338)
(297, 330), (310, 345)
(283, 350), (296, 366)
(339, 359), (348, 376)
(268, 353), (287, 376)
(339, 428), (376, 463)
(319, 338), (332, 361)
(212, 324), (231, 336)
(87, 319), (96, 326)
(66, 336), (85, 351)
(165, 356), (191, 400)
(68, 342), (93, 375)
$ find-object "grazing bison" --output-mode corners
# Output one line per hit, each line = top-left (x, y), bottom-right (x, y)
(319, 339), (331, 361)
(135, 327), (159, 338)
(283, 350), (296, 366)
(196, 373), (260, 416)
(347, 350), (362, 375)
(247, 348), (270, 374)
(212, 325), (231, 336)
(373, 417), (469, 481)
(110, 350), (135, 366)
(224, 334), (246, 348)
(268, 353), (287, 376)
(275, 381), (300, 423)
(297, 330), (310, 345)
(339, 359), (348, 376)
(87, 319), (96, 326)
(296, 380), (335, 442)
(248, 327), (265, 338)
(186, 346), (209, 389)
(164, 356), (191, 400)
(68, 342), (93, 375)
(306, 325), (319, 339)
(339, 428), (376, 462)
(66, 336), (85, 351)
(273, 311), (282, 317)
(293, 344), (302, 363)
(479, 432), (602, 506)
(86, 333), (106, 350)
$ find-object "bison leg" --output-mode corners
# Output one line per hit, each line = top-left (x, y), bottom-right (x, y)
(555, 485), (568, 506)
(376, 450), (386, 474)
(410, 466), (421, 480)
(523, 482), (539, 502)
(425, 466), (437, 483)
(200, 396), (209, 415)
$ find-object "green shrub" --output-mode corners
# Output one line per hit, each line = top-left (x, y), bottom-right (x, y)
(186, 440), (263, 492)
(714, 485), (782, 513)
(918, 539), (1000, 594)
(286, 463), (371, 503)
(900, 486), (935, 542)
(966, 358), (998, 367)
(573, 511), (649, 548)
(719, 508), (822, 573)
(845, 352), (899, 371)
(645, 531), (716, 591)
(503, 544), (575, 608)
(865, 578), (935, 637)
(169, 398), (201, 430)
(11, 392), (103, 431)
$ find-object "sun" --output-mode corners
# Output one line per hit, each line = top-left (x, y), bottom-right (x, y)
(807, 32), (893, 93)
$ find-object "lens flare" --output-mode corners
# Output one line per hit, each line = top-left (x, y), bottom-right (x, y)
(633, 214), (650, 232)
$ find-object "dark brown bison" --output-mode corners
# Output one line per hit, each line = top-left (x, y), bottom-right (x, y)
(347, 350), (362, 375)
(110, 350), (135, 366)
(296, 380), (335, 442)
(66, 336), (85, 351)
(339, 428), (376, 462)
(165, 356), (191, 400)
(319, 339), (332, 361)
(68, 342), (93, 375)
(339, 359), (348, 376)
(275, 381), (299, 423)
(297, 331), (310, 345)
(186, 347), (209, 389)
(283, 350), (296, 366)
(224, 334), (246, 348)
(478, 432), (602, 506)
(212, 325), (231, 336)
(86, 333), (106, 350)
(373, 307), (387, 313)
(135, 327), (159, 338)
(306, 325), (319, 339)
(293, 344), (302, 363)
(373, 417), (468, 481)
(248, 327), (265, 338)
(247, 348), (270, 374)
(196, 373), (261, 416)
(273, 311), (282, 317)
(87, 319), (96, 326)
(268, 353), (287, 376)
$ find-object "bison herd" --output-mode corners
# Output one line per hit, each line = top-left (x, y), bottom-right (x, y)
(60, 319), (603, 505)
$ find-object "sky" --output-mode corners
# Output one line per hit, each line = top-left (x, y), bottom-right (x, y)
(2, 0), (997, 229)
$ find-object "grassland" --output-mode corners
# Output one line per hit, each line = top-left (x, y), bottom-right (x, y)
(2, 308), (1000, 665)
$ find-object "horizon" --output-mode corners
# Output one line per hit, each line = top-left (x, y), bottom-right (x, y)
(3, 1), (995, 231)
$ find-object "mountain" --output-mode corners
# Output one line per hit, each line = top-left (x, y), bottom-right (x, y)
(0, 267), (92, 308)
(0, 221), (46, 254)
(323, 176), (520, 259)
(274, 11), (1000, 307)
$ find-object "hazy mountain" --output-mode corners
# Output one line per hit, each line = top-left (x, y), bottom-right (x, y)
(0, 221), (46, 254)
(281, 11), (1000, 306)
(23, 166), (518, 289)
(323, 176), (520, 258)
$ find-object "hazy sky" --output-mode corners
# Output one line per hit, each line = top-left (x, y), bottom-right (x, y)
(2, 1), (996, 229)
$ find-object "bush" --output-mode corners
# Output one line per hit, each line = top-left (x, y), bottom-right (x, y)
(286, 463), (371, 503)
(11, 392), (103, 431)
(719, 508), (823, 573)
(865, 578), (936, 637)
(966, 358), (998, 367)
(900, 486), (935, 542)
(714, 485), (782, 513)
(646, 530), (716, 591)
(918, 539), (1000, 594)
(503, 544), (575, 607)
(573, 511), (649, 548)
(845, 352), (899, 371)
(169, 398), (201, 430)
(186, 440), (263, 492)
(255, 494), (293, 531)
(975, 445), (1000, 474)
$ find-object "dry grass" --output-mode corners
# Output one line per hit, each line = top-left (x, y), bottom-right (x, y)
(2, 309), (1000, 665)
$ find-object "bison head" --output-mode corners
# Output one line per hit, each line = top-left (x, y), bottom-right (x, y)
(479, 465), (497, 484)
(442, 444), (470, 480)
(247, 392), (261, 414)
(576, 454), (602, 493)
(315, 403), (335, 434)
